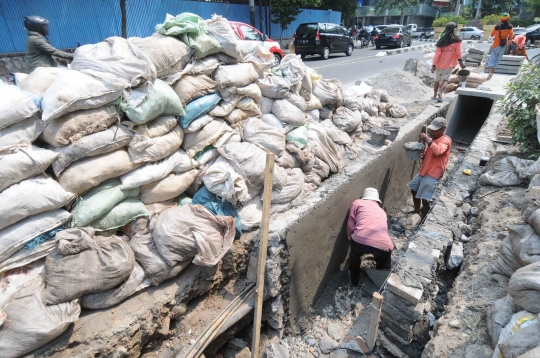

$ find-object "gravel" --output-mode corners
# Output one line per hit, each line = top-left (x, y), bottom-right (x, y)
(372, 68), (432, 101)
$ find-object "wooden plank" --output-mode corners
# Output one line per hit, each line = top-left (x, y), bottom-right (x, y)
(355, 336), (375, 358)
(366, 292), (384, 351)
(251, 152), (275, 358)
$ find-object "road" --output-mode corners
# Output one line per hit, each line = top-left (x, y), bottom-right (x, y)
(298, 40), (538, 87)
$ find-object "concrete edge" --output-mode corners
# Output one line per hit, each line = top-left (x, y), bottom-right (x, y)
(386, 44), (434, 56)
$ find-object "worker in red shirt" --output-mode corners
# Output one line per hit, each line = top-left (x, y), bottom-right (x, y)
(347, 188), (394, 286)
(431, 22), (466, 102)
(508, 34), (529, 61)
(407, 117), (452, 219)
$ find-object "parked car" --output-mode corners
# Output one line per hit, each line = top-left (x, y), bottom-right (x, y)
(524, 24), (540, 47)
(373, 25), (389, 33)
(374, 26), (412, 49)
(229, 21), (284, 66)
(460, 27), (484, 39)
(293, 22), (354, 60)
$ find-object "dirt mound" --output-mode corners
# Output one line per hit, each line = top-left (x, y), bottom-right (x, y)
(371, 68), (432, 102)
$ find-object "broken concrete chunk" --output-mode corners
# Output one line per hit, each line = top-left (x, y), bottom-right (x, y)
(404, 213), (421, 230)
(446, 242), (464, 269)
(327, 321), (345, 341)
(228, 338), (248, 351)
(387, 273), (423, 305)
(319, 334), (339, 354)
(265, 342), (290, 358)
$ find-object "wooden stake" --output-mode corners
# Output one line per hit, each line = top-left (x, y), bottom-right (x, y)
(355, 292), (384, 357)
(251, 152), (275, 358)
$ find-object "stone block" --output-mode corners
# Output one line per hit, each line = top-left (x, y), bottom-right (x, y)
(386, 273), (423, 305)
(383, 291), (425, 321)
(382, 302), (419, 325)
(418, 222), (453, 252)
(381, 311), (414, 342)
(446, 241), (464, 269)
(393, 250), (436, 289)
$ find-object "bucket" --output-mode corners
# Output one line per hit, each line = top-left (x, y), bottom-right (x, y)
(457, 69), (470, 83)
(405, 149), (422, 160)
(403, 142), (425, 160)
(369, 130), (389, 146)
(479, 156), (490, 166)
(384, 126), (400, 141)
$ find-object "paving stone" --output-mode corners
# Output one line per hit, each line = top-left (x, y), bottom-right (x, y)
(383, 290), (424, 320)
(386, 273), (423, 305)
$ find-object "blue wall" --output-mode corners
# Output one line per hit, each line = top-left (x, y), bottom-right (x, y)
(0, 0), (341, 53)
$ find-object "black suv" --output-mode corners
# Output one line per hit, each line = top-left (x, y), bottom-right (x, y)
(294, 22), (354, 60)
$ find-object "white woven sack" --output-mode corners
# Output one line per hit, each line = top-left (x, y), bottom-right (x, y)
(272, 99), (306, 126)
(185, 114), (214, 134)
(126, 115), (177, 138)
(261, 97), (274, 114)
(182, 119), (233, 157)
(213, 63), (258, 88)
(238, 196), (262, 230)
(257, 75), (291, 99)
(58, 149), (140, 195)
(140, 168), (199, 204)
(332, 107), (363, 133)
(242, 117), (285, 156)
(0, 176), (75, 231)
(202, 156), (249, 204)
(18, 67), (66, 97)
(128, 125), (184, 163)
(307, 123), (343, 173)
(0, 82), (39, 129)
(41, 70), (123, 121)
(207, 15), (243, 60)
(0, 143), (59, 193)
(121, 149), (197, 189)
(0, 209), (71, 265)
(0, 116), (46, 149)
(51, 125), (133, 176)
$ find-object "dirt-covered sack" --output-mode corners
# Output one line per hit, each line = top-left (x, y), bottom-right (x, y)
(129, 228), (188, 284)
(72, 36), (156, 87)
(153, 204), (235, 266)
(71, 179), (139, 227)
(51, 125), (133, 176)
(43, 227), (135, 305)
(508, 261), (540, 313)
(0, 176), (74, 231)
(261, 97), (275, 114)
(89, 198), (148, 231)
(480, 157), (535, 187)
(320, 119), (353, 145)
(127, 115), (180, 138)
(141, 168), (198, 204)
(272, 168), (304, 204)
(173, 74), (217, 106)
(498, 320), (540, 358)
(121, 149), (197, 189)
(332, 107), (362, 133)
(214, 63), (258, 88)
(0, 116), (46, 149)
(242, 45), (275, 76)
(82, 262), (146, 309)
(128, 125), (184, 163)
(179, 93), (221, 129)
(183, 119), (233, 157)
(237, 97), (261, 115)
(387, 104), (408, 118)
(242, 117), (285, 156)
(238, 196), (263, 231)
(493, 310), (539, 358)
(313, 79), (344, 107)
(41, 105), (119, 148)
(0, 143), (58, 193)
(306, 109), (320, 123)
(41, 70), (123, 121)
(203, 156), (249, 204)
(272, 99), (306, 126)
(0, 262), (44, 307)
(0, 277), (81, 358)
(307, 124), (343, 173)
(487, 295), (517, 348)
(18, 67), (65, 97)
(207, 15), (242, 60)
(285, 93), (307, 112)
(286, 125), (309, 149)
(129, 33), (192, 78)
(121, 79), (184, 124)
(258, 75), (291, 99)
(261, 113), (284, 132)
(185, 114), (214, 134)
(228, 83), (263, 104)
(0, 82), (40, 129)
(0, 210), (71, 265)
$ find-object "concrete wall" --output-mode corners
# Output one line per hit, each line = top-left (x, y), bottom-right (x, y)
(267, 104), (450, 321)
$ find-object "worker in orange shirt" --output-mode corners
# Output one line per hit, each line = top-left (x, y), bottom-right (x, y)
(508, 34), (529, 61)
(487, 13), (514, 80)
(407, 117), (452, 219)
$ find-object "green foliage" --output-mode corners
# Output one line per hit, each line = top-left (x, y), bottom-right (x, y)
(447, 15), (468, 24)
(499, 63), (540, 155)
(271, 0), (322, 36)
(322, 0), (358, 21)
(432, 15), (467, 27)
(482, 14), (502, 25)
(528, 0), (540, 16)
(374, 0), (419, 19)
(478, 0), (510, 18)
(460, 5), (474, 21)
(512, 18), (535, 27)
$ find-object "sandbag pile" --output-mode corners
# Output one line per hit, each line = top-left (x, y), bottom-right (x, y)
(0, 12), (410, 357)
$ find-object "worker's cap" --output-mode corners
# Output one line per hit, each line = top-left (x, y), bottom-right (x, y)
(361, 188), (382, 204)
(428, 117), (447, 131)
(501, 13), (510, 22)
(445, 22), (458, 31)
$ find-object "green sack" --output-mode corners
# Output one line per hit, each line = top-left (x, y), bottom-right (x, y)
(90, 198), (149, 231)
(178, 194), (192, 206)
(155, 13), (206, 37)
(286, 124), (309, 149)
(120, 79), (184, 124)
(71, 180), (140, 227)
(181, 32), (222, 59)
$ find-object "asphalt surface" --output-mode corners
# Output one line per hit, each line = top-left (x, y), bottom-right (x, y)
(299, 41), (504, 87)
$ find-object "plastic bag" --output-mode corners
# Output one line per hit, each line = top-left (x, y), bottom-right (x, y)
(0, 82), (40, 129)
(185, 114), (214, 134)
(508, 261), (540, 313)
(214, 63), (259, 88)
(172, 74), (217, 106)
(272, 168), (304, 204)
(128, 125), (184, 163)
(18, 67), (65, 97)
(261, 113), (284, 131)
(243, 117), (286, 156)
(203, 156), (249, 204)
(153, 204), (235, 266)
(0, 116), (46, 149)
(286, 125), (309, 149)
(487, 295), (517, 349)
(182, 119), (233, 157)
(238, 196), (262, 231)
(89, 198), (148, 231)
(243, 45), (275, 76)
(492, 310), (539, 358)
(257, 75), (291, 99)
(307, 124), (343, 173)
(332, 107), (362, 133)
(261, 97), (275, 114)
(192, 186), (242, 237)
(140, 168), (199, 204)
(387, 104), (408, 118)
(272, 99), (306, 126)
(480, 157), (536, 187)
(312, 79), (344, 107)
(207, 15), (243, 60)
(179, 93), (221, 129)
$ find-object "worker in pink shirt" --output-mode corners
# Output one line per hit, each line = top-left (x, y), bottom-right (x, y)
(347, 188), (394, 286)
(431, 22), (466, 102)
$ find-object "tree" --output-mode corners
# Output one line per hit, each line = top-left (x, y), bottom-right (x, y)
(322, 0), (358, 24)
(120, 0), (127, 39)
(374, 0), (419, 25)
(272, 0), (322, 40)
(527, 0), (540, 16)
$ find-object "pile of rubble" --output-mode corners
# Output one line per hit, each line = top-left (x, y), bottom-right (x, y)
(0, 12), (414, 357)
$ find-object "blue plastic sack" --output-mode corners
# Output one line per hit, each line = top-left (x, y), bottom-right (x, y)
(24, 224), (69, 251)
(192, 186), (241, 238)
(179, 93), (221, 129)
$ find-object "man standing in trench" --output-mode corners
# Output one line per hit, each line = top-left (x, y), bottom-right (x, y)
(408, 117), (452, 219)
(347, 188), (394, 286)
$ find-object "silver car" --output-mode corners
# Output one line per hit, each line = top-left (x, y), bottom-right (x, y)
(460, 27), (484, 39)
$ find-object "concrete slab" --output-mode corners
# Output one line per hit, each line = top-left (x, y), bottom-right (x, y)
(383, 290), (425, 320)
(386, 273), (423, 305)
(456, 73), (514, 100)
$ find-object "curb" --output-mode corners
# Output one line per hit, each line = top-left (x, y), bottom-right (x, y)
(418, 38), (494, 44)
(385, 44), (434, 56)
